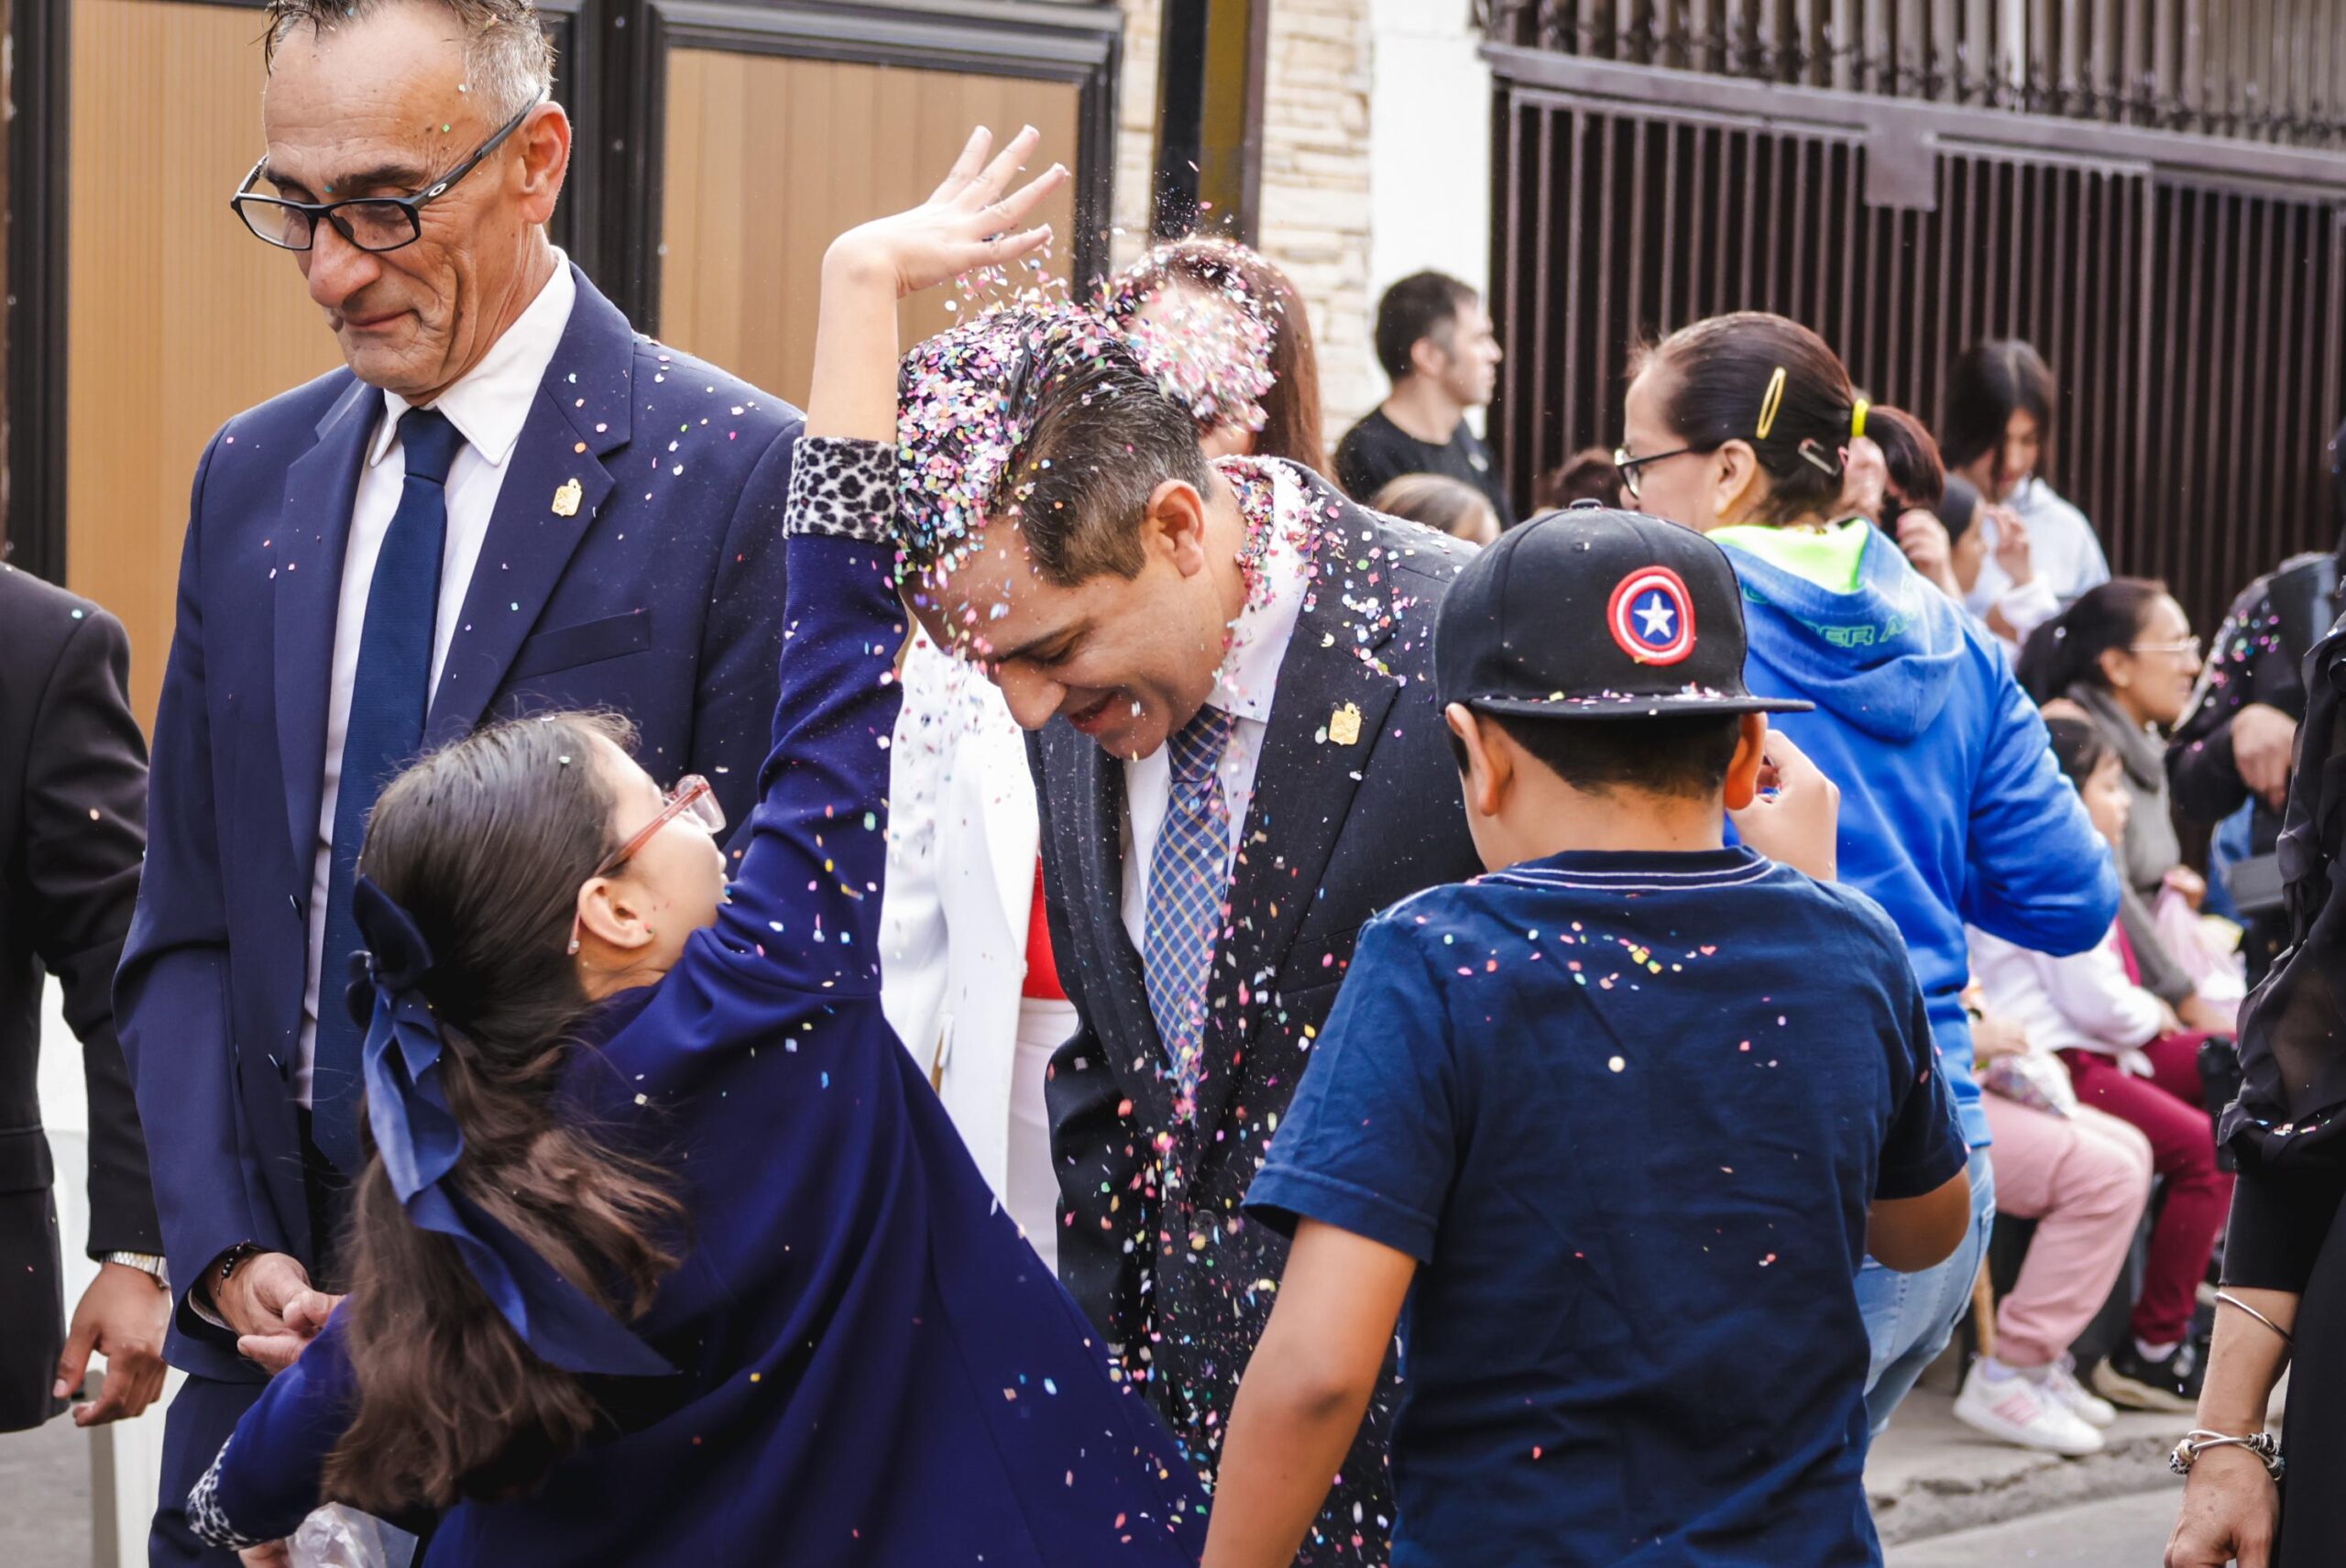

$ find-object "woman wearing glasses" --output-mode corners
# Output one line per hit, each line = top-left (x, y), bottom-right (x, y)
(183, 128), (1205, 1567)
(1615, 310), (2121, 1435)
(2019, 583), (2234, 1030)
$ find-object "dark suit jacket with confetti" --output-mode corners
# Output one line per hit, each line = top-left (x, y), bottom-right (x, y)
(1033, 467), (1484, 1563)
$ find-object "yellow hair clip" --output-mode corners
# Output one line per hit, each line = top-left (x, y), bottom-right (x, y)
(1756, 367), (1789, 441)
(1850, 398), (1869, 440)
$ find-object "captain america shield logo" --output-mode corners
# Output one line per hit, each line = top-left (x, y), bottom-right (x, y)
(1606, 567), (1696, 665)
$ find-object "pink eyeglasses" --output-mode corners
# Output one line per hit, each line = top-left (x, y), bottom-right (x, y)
(568, 774), (725, 958)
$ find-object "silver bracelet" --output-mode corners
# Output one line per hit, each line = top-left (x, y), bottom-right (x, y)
(2169, 1428), (2286, 1485)
(2214, 1289), (2297, 1350)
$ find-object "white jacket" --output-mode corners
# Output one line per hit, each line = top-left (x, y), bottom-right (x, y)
(1968, 921), (2164, 1073)
(879, 630), (1048, 1193)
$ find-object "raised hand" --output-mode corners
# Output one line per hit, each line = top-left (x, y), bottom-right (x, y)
(1895, 509), (1961, 600)
(1988, 506), (2034, 585)
(1727, 726), (1841, 883)
(806, 126), (1068, 445)
(826, 126), (1067, 301)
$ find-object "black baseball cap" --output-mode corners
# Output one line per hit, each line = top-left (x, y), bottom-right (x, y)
(1434, 504), (1814, 720)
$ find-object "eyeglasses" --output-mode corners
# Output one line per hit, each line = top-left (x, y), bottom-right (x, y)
(567, 775), (725, 959)
(1612, 444), (1703, 501)
(2130, 637), (2204, 660)
(230, 96), (543, 254)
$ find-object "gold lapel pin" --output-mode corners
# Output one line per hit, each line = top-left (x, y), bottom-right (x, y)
(552, 477), (583, 518)
(1327, 701), (1363, 747)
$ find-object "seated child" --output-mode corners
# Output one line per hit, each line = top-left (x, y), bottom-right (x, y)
(1969, 715), (2234, 1414)
(1199, 510), (1975, 1568)
(1954, 1001), (2151, 1454)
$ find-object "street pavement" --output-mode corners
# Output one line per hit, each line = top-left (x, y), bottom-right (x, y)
(0, 1409), (93, 1562)
(1888, 1487), (2183, 1566)
(0, 1372), (2197, 1564)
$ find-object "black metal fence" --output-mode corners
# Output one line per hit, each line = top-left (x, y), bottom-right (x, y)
(1486, 46), (2346, 637)
(1478, 0), (2346, 148)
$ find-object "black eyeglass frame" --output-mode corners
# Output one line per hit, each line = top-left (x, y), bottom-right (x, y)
(229, 94), (545, 254)
(1611, 444), (1706, 500)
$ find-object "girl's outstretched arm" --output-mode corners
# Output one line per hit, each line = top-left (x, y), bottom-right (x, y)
(703, 128), (1066, 997)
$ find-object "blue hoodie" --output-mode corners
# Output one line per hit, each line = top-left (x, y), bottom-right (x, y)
(1719, 526), (2120, 1146)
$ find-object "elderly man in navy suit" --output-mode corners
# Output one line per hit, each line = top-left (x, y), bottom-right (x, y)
(115, 3), (798, 1559)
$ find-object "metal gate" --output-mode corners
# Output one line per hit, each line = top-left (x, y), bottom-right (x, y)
(1487, 47), (2346, 638)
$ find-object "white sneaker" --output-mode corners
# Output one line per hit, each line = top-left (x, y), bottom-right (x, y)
(2039, 1356), (2118, 1428)
(1952, 1360), (2106, 1455)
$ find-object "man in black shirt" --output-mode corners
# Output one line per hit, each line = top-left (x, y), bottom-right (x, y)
(1335, 270), (1515, 526)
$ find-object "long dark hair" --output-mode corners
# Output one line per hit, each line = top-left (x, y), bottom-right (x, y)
(2015, 578), (2171, 705)
(1105, 236), (1329, 474)
(1942, 339), (2056, 487)
(325, 711), (684, 1514)
(1630, 312), (1944, 525)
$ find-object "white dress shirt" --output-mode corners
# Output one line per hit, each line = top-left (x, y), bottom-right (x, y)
(295, 257), (577, 1102)
(1968, 921), (2165, 1077)
(1119, 458), (1314, 953)
(1962, 475), (2111, 618)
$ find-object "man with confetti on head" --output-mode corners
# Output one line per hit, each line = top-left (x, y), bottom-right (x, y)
(893, 292), (1485, 1563)
(115, 4), (798, 1560)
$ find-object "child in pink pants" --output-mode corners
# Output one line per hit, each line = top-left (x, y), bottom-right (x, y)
(1960, 1009), (2152, 1453)
(1971, 716), (2234, 1421)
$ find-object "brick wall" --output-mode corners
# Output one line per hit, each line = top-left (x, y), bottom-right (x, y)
(1112, 0), (1383, 443)
(1257, 0), (1380, 436)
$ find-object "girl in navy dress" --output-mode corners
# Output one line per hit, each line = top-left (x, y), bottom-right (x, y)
(187, 128), (1205, 1566)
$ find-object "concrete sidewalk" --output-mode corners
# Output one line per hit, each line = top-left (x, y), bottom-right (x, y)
(1864, 1381), (2183, 1546)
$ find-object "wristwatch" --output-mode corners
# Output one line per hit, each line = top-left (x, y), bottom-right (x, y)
(2169, 1428), (2286, 1485)
(100, 1250), (170, 1291)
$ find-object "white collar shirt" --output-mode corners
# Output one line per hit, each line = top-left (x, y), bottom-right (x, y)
(1119, 458), (1316, 954)
(296, 256), (578, 1102)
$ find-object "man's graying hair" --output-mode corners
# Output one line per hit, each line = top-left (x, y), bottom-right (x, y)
(262, 0), (555, 119)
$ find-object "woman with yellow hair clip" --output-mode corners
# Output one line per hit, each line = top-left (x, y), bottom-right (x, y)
(1617, 310), (2122, 1434)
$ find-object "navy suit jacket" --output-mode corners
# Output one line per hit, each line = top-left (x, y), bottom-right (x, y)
(116, 266), (802, 1381)
(1032, 468), (1484, 1557)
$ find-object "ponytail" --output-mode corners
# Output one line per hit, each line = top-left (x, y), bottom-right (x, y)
(323, 713), (685, 1515)
(326, 1044), (682, 1511)
(1631, 312), (1943, 526)
(1867, 403), (1945, 518)
(2016, 578), (2169, 706)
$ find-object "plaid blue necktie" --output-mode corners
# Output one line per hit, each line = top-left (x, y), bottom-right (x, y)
(1144, 706), (1237, 1099)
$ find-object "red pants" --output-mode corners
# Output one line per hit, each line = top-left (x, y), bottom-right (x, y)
(2058, 1036), (2233, 1346)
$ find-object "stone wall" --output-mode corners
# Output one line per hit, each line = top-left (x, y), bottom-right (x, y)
(1108, 0), (1489, 449)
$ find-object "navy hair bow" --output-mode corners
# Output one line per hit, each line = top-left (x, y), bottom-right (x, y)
(347, 875), (674, 1377)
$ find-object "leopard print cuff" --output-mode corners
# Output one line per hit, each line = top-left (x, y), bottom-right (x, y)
(784, 437), (896, 544)
(187, 1436), (266, 1551)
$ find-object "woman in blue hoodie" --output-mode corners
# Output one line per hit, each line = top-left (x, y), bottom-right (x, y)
(1618, 311), (2120, 1431)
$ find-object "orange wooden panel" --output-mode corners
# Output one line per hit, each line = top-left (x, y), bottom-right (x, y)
(658, 51), (1081, 409)
(66, 0), (344, 727)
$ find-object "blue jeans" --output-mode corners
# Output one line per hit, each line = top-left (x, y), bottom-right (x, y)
(1857, 1149), (1995, 1435)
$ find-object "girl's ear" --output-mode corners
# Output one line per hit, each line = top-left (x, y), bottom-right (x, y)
(2096, 644), (2132, 689)
(575, 876), (655, 958)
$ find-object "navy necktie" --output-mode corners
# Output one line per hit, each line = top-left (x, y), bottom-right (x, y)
(312, 407), (465, 1175)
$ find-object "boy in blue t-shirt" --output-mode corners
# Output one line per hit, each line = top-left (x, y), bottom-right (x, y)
(1200, 510), (1975, 1568)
